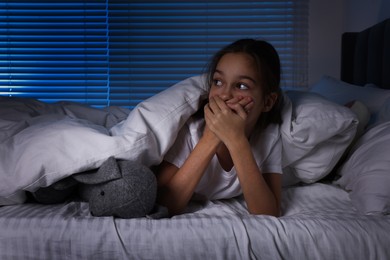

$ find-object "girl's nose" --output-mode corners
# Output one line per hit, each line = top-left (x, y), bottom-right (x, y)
(219, 86), (233, 101)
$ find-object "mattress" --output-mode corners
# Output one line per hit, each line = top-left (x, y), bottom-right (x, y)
(1, 182), (389, 260)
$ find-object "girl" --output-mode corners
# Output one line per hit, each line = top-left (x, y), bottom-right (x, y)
(156, 39), (283, 216)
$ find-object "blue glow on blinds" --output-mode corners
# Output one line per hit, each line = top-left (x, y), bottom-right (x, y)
(0, 1), (108, 106)
(1, 0), (308, 109)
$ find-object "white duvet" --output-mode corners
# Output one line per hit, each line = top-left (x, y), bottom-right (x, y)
(0, 76), (208, 205)
(0, 102), (134, 204)
(0, 75), (358, 205)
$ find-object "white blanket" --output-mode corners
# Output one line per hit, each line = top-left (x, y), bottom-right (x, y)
(0, 76), (208, 205)
(0, 75), (358, 205)
(0, 97), (133, 204)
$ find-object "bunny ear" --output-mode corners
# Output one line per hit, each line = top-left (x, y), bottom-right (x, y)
(72, 156), (122, 185)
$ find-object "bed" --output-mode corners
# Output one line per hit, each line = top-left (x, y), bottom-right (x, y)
(1, 18), (390, 260)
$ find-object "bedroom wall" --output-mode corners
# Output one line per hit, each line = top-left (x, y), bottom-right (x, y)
(343, 0), (390, 31)
(308, 0), (390, 87)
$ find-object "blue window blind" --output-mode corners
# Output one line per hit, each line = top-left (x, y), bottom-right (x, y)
(1, 0), (309, 109)
(0, 1), (109, 106)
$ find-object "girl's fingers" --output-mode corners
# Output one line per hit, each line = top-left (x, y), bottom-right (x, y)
(226, 97), (253, 114)
(233, 103), (248, 119)
(209, 96), (253, 119)
(243, 100), (254, 113)
(206, 97), (218, 113)
(226, 96), (253, 111)
(238, 97), (253, 107)
(227, 101), (248, 119)
(209, 96), (229, 114)
(225, 96), (243, 105)
(215, 96), (230, 113)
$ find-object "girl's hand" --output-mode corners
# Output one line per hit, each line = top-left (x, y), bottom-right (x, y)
(201, 123), (221, 145)
(204, 96), (249, 144)
(226, 96), (254, 118)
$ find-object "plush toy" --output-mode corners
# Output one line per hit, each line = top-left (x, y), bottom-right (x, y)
(30, 176), (78, 204)
(31, 157), (158, 219)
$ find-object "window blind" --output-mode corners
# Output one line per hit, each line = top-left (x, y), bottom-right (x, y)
(1, 0), (309, 109)
(0, 1), (109, 106)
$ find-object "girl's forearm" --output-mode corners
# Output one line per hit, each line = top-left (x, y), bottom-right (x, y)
(158, 136), (220, 215)
(226, 137), (280, 216)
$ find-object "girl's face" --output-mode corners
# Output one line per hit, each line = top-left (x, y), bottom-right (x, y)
(209, 52), (276, 131)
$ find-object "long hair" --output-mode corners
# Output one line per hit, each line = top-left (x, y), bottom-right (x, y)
(206, 39), (283, 128)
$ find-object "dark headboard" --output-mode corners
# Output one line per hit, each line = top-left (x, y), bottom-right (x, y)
(341, 18), (390, 89)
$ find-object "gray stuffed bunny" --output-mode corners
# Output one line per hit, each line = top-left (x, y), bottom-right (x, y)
(31, 157), (158, 219)
(73, 157), (157, 218)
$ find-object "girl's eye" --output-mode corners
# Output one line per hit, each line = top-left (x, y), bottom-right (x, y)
(238, 83), (249, 90)
(213, 79), (223, 87)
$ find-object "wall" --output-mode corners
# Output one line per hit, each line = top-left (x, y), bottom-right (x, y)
(344, 0), (390, 31)
(308, 0), (344, 87)
(308, 0), (390, 87)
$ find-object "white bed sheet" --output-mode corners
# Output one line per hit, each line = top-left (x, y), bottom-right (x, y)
(1, 183), (389, 260)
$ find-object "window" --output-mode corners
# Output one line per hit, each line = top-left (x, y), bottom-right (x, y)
(1, 0), (309, 109)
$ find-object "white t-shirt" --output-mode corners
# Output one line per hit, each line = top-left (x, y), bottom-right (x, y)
(164, 116), (282, 200)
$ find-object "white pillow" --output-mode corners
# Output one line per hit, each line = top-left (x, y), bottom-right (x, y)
(376, 98), (390, 125)
(335, 121), (390, 215)
(281, 91), (358, 183)
(346, 100), (370, 138)
(310, 75), (390, 125)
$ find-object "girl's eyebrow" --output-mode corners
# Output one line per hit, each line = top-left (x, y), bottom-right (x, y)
(214, 69), (257, 84)
(239, 75), (257, 84)
(214, 69), (223, 76)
